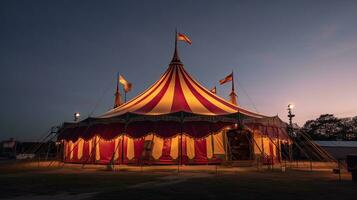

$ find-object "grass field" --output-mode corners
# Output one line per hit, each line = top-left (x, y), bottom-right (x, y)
(0, 161), (356, 200)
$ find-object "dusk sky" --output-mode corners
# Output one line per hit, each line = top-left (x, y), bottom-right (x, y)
(1, 0), (357, 141)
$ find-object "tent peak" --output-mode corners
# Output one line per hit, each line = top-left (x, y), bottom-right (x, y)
(170, 30), (182, 65)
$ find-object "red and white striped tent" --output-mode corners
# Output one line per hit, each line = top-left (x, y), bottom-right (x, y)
(58, 39), (289, 165)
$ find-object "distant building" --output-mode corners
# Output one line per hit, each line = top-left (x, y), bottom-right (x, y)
(0, 138), (17, 159)
(314, 141), (357, 159)
(1, 138), (57, 159)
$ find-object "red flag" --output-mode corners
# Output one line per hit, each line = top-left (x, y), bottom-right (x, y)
(177, 33), (192, 45)
(219, 73), (233, 85)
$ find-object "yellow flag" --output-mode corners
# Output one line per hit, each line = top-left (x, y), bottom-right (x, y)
(119, 75), (132, 92)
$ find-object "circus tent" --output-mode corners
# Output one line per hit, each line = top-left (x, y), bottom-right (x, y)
(58, 35), (290, 165)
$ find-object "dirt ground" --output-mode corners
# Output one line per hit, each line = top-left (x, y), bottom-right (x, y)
(0, 161), (356, 200)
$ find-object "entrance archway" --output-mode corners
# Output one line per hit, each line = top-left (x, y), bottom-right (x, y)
(227, 129), (253, 160)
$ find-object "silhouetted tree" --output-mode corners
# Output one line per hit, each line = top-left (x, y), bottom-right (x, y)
(300, 114), (357, 141)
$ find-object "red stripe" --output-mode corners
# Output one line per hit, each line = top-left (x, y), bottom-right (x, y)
(194, 139), (208, 161)
(179, 67), (229, 115)
(118, 67), (174, 114)
(133, 67), (174, 113)
(160, 138), (172, 161)
(72, 143), (78, 161)
(99, 140), (116, 163)
(171, 67), (191, 113)
(82, 141), (90, 162)
(181, 68), (238, 111)
(123, 136), (128, 163)
(134, 139), (145, 160)
(181, 67), (263, 117)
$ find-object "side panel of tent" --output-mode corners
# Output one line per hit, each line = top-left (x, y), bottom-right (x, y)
(252, 131), (281, 165)
(62, 130), (227, 165)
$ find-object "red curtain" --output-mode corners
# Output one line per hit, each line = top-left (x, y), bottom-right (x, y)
(194, 139), (208, 163)
(181, 136), (188, 164)
(81, 140), (91, 163)
(134, 138), (145, 162)
(60, 121), (231, 141)
(71, 143), (79, 163)
(98, 140), (116, 164)
(160, 138), (172, 162)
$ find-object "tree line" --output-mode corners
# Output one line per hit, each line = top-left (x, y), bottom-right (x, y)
(298, 114), (357, 141)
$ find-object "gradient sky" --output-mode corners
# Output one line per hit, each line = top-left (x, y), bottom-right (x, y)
(1, 0), (357, 141)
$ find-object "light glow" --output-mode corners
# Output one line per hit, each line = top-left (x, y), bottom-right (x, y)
(288, 104), (295, 109)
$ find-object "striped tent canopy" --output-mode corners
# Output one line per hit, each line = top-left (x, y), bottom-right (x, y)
(101, 48), (264, 118)
(58, 40), (291, 166)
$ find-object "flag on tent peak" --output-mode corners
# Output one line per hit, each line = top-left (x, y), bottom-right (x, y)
(119, 75), (132, 93)
(177, 33), (192, 45)
(219, 72), (233, 85)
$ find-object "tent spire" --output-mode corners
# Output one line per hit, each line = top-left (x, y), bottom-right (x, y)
(114, 72), (122, 108)
(170, 29), (182, 65)
(229, 70), (238, 105)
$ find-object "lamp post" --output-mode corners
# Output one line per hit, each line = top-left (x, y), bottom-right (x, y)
(74, 112), (80, 122)
(287, 104), (295, 162)
(288, 104), (295, 137)
(287, 104), (295, 137)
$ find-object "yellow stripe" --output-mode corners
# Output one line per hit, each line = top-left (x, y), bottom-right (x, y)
(182, 67), (265, 118)
(213, 131), (225, 154)
(178, 68), (212, 114)
(64, 141), (67, 158)
(69, 141), (74, 160)
(77, 139), (84, 160)
(102, 67), (172, 117)
(144, 134), (154, 141)
(181, 68), (237, 114)
(88, 138), (92, 155)
(95, 136), (100, 161)
(152, 136), (163, 160)
(127, 137), (135, 160)
(206, 135), (213, 159)
(170, 135), (179, 159)
(117, 71), (167, 109)
(105, 68), (174, 117)
(127, 70), (173, 114)
(149, 69), (176, 114)
(114, 137), (120, 160)
(182, 68), (238, 111)
(186, 135), (195, 159)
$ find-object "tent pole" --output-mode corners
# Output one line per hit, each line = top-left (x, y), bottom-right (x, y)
(108, 136), (121, 171)
(26, 128), (53, 158)
(58, 123), (91, 169)
(246, 130), (264, 170)
(121, 134), (124, 168)
(289, 136), (313, 171)
(122, 114), (129, 170)
(179, 112), (184, 174)
(264, 129), (291, 170)
(261, 134), (265, 168)
(80, 123), (103, 168)
(45, 141), (51, 161)
(209, 123), (217, 175)
(223, 129), (229, 162)
(48, 135), (68, 167)
(58, 141), (62, 167)
(82, 136), (101, 169)
(260, 128), (286, 169)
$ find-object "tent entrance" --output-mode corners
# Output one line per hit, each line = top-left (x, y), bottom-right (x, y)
(227, 129), (253, 160)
